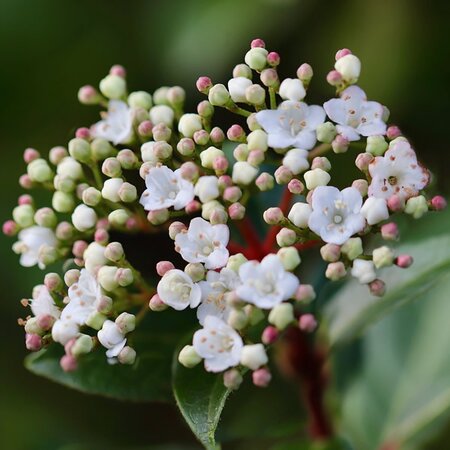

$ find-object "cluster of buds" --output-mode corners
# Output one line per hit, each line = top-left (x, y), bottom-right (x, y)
(4, 40), (445, 385)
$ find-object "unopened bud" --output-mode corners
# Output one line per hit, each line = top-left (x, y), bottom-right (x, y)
(298, 314), (317, 333)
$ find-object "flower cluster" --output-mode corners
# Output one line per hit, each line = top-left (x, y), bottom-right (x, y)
(4, 40), (445, 388)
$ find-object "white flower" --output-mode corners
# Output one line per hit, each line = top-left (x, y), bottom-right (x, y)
(282, 148), (309, 174)
(30, 285), (60, 319)
(361, 197), (389, 225)
(195, 176), (220, 203)
(288, 202), (312, 228)
(279, 78), (306, 102)
(91, 100), (133, 145)
(52, 319), (79, 345)
(256, 101), (325, 150)
(83, 242), (107, 273)
(240, 344), (268, 370)
(149, 105), (174, 126)
(368, 139), (429, 201)
(61, 269), (101, 325)
(71, 204), (97, 232)
(178, 113), (203, 138)
(17, 226), (57, 269)
(193, 316), (243, 372)
(228, 77), (253, 103)
(236, 254), (299, 309)
(140, 165), (195, 211)
(175, 217), (229, 269)
(232, 161), (259, 185)
(323, 86), (386, 141)
(197, 268), (241, 325)
(351, 259), (377, 284)
(308, 186), (365, 245)
(157, 269), (201, 311)
(335, 54), (361, 83)
(98, 320), (127, 358)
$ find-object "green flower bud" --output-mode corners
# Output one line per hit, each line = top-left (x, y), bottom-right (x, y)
(244, 47), (268, 71)
(54, 175), (76, 193)
(71, 334), (94, 357)
(316, 122), (337, 143)
(118, 346), (137, 365)
(98, 266), (119, 291)
(405, 195), (428, 219)
(99, 74), (127, 99)
(82, 187), (102, 206)
(85, 311), (107, 330)
(227, 309), (248, 330)
(226, 253), (248, 272)
(200, 146), (225, 169)
(102, 157), (122, 178)
(25, 317), (44, 335)
(115, 312), (135, 333)
(277, 247), (301, 271)
(245, 84), (266, 105)
(341, 237), (363, 260)
(104, 242), (124, 262)
(366, 135), (388, 156)
(128, 91), (153, 109)
(208, 84), (230, 106)
(178, 345), (202, 368)
(372, 246), (395, 268)
(152, 86), (170, 105)
(27, 159), (53, 183)
(13, 204), (35, 228)
(68, 138), (92, 163)
(108, 209), (130, 227)
(34, 207), (57, 228)
(91, 138), (115, 160)
(38, 244), (58, 266)
(268, 303), (295, 330)
(184, 263), (206, 282)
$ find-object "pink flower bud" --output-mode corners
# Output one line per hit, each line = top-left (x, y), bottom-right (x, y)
(64, 338), (77, 355)
(153, 124), (172, 143)
(332, 134), (349, 153)
(320, 243), (341, 263)
(228, 202), (246, 220)
(327, 70), (343, 86)
(218, 175), (233, 190)
(18, 194), (33, 206)
(177, 137), (195, 156)
(72, 240), (88, 258)
(352, 179), (368, 196)
(179, 161), (199, 181)
(223, 186), (242, 203)
(138, 120), (153, 137)
(294, 284), (316, 303)
(75, 127), (91, 140)
(125, 217), (139, 231)
(147, 209), (170, 225)
(311, 156), (331, 171)
(369, 279), (386, 297)
(2, 219), (18, 236)
(251, 38), (265, 48)
(261, 325), (279, 345)
(247, 149), (265, 166)
(78, 85), (99, 105)
(49, 146), (68, 165)
(227, 124), (245, 142)
(287, 179), (304, 195)
(44, 272), (62, 292)
(149, 293), (168, 311)
(193, 130), (210, 146)
(94, 229), (109, 245)
(210, 127), (225, 145)
(212, 155), (229, 175)
(335, 48), (352, 60)
(210, 209), (228, 225)
(267, 51), (280, 67)
(156, 261), (175, 277)
(19, 174), (33, 189)
(387, 194), (405, 212)
(185, 200), (201, 215)
(252, 367), (272, 388)
(431, 195), (447, 211)
(263, 207), (284, 225)
(255, 172), (274, 191)
(25, 333), (43, 351)
(297, 63), (313, 82)
(355, 152), (374, 171)
(386, 125), (402, 140)
(60, 354), (78, 372)
(168, 221), (186, 240)
(196, 76), (212, 94)
(395, 254), (413, 268)
(299, 314), (317, 333)
(381, 222), (399, 240)
(37, 314), (55, 331)
(23, 148), (40, 164)
(260, 68), (279, 87)
(110, 64), (126, 77)
(325, 261), (347, 281)
(197, 100), (214, 118)
(274, 166), (293, 184)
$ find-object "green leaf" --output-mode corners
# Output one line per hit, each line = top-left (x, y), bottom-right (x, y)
(172, 355), (231, 450)
(324, 210), (450, 346)
(25, 310), (196, 402)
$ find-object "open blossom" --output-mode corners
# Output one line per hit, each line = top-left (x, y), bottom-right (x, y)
(98, 320), (127, 358)
(193, 315), (243, 372)
(236, 254), (299, 309)
(197, 268), (241, 325)
(140, 165), (195, 211)
(308, 186), (365, 245)
(91, 100), (133, 145)
(17, 226), (57, 269)
(157, 269), (202, 311)
(30, 285), (60, 320)
(175, 217), (229, 269)
(323, 86), (386, 141)
(255, 101), (325, 150)
(368, 139), (429, 201)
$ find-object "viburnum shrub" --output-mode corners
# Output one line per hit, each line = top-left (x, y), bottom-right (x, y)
(4, 39), (447, 448)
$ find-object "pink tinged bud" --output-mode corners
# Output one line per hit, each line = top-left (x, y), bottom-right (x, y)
(177, 138), (196, 156)
(60, 354), (78, 372)
(94, 228), (109, 244)
(197, 100), (214, 118)
(64, 338), (77, 355)
(193, 130), (210, 146)
(96, 218), (110, 231)
(49, 146), (68, 165)
(149, 293), (168, 311)
(212, 155), (229, 175)
(396, 254), (413, 268)
(227, 124), (246, 142)
(325, 261), (347, 281)
(387, 194), (405, 212)
(299, 314), (318, 333)
(75, 127), (91, 140)
(156, 261), (175, 276)
(247, 149), (265, 166)
(44, 272), (62, 292)
(223, 368), (243, 390)
(335, 48), (352, 60)
(147, 209), (169, 226)
(179, 161), (199, 181)
(25, 333), (42, 351)
(381, 222), (399, 240)
(261, 325), (279, 345)
(138, 120), (153, 137)
(72, 240), (88, 258)
(352, 179), (368, 196)
(228, 202), (246, 220)
(355, 152), (374, 171)
(251, 38), (265, 48)
(369, 279), (386, 297)
(431, 195), (447, 211)
(78, 85), (99, 104)
(288, 179), (304, 195)
(223, 186), (242, 203)
(263, 207), (284, 225)
(386, 125), (402, 140)
(125, 217), (139, 231)
(267, 51), (280, 67)
(185, 200), (201, 215)
(260, 68), (279, 87)
(295, 284), (316, 303)
(311, 157), (331, 171)
(332, 134), (349, 153)
(19, 174), (33, 189)
(210, 209), (228, 225)
(252, 367), (272, 388)
(37, 314), (55, 331)
(255, 172), (274, 191)
(23, 148), (40, 164)
(326, 70), (342, 86)
(153, 125), (172, 143)
(196, 76), (213, 94)
(297, 63), (313, 82)
(210, 127), (225, 145)
(274, 166), (293, 184)
(168, 221), (186, 240)
(110, 64), (126, 78)
(218, 175), (232, 190)
(306, 190), (314, 205)
(2, 219), (18, 236)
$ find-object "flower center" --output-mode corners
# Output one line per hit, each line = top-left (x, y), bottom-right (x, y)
(333, 215), (343, 224)
(388, 176), (397, 186)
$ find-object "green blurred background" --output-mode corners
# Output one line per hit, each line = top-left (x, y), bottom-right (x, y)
(1, 0), (449, 449)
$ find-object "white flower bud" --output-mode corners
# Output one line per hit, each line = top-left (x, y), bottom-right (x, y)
(118, 346), (137, 365)
(208, 84), (230, 106)
(288, 202), (312, 228)
(71, 204), (97, 232)
(13, 204), (34, 228)
(52, 191), (75, 213)
(101, 178), (124, 202)
(149, 105), (174, 126)
(98, 266), (119, 291)
(244, 47), (268, 71)
(226, 253), (248, 272)
(372, 246), (394, 269)
(279, 78), (306, 101)
(228, 77), (252, 103)
(240, 344), (268, 370)
(194, 176), (220, 203)
(115, 312), (135, 334)
(27, 159), (53, 183)
(68, 138), (91, 163)
(232, 161), (258, 185)
(200, 146), (225, 169)
(334, 54), (361, 83)
(361, 197), (389, 225)
(83, 242), (107, 273)
(247, 129), (268, 151)
(201, 200), (225, 220)
(178, 113), (203, 138)
(128, 91), (153, 109)
(99, 74), (126, 99)
(282, 148), (309, 175)
(245, 84), (266, 105)
(341, 237), (363, 260)
(108, 209), (130, 227)
(268, 303), (295, 330)
(178, 345), (202, 368)
(277, 247), (301, 271)
(304, 168), (331, 190)
(351, 259), (376, 284)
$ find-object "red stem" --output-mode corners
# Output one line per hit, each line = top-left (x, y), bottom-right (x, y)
(235, 217), (265, 260)
(228, 240), (246, 255)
